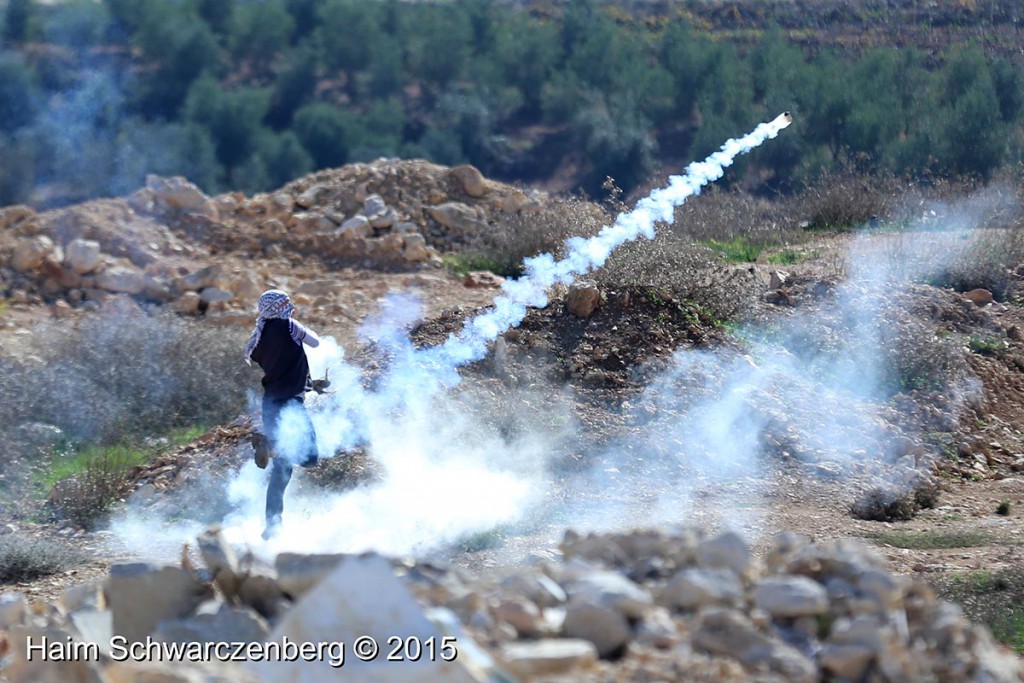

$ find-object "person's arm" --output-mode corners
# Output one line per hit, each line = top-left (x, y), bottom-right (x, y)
(289, 320), (320, 347)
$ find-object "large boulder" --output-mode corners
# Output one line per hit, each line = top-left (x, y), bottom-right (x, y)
(449, 165), (487, 198)
(427, 202), (485, 234)
(146, 175), (218, 219)
(250, 553), (497, 683)
(104, 564), (211, 642)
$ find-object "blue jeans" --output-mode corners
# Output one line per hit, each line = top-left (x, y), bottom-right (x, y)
(262, 395), (319, 527)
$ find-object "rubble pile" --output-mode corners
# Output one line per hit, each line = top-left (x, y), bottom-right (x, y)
(0, 161), (549, 318)
(1, 527), (1020, 682)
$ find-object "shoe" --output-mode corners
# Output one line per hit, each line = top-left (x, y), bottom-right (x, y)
(252, 432), (272, 469)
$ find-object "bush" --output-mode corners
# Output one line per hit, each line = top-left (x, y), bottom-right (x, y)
(33, 304), (248, 442)
(850, 484), (919, 522)
(796, 166), (905, 230)
(45, 445), (143, 528)
(468, 195), (607, 278)
(0, 536), (86, 583)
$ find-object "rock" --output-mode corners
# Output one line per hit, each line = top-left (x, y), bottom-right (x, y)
(754, 576), (829, 617)
(562, 601), (631, 658)
(427, 202), (485, 233)
(225, 271), (263, 303)
(142, 275), (173, 303)
(60, 582), (103, 614)
(659, 567), (744, 610)
(337, 215), (372, 239)
(694, 608), (817, 683)
(153, 603), (269, 644)
(199, 287), (233, 305)
(273, 553), (346, 598)
(500, 190), (530, 213)
(0, 592), (28, 628)
(96, 265), (145, 295)
(146, 175), (218, 219)
(363, 194), (387, 216)
(634, 606), (680, 648)
(769, 269), (789, 290)
(295, 184), (330, 209)
(568, 570), (653, 619)
(177, 264), (224, 292)
(370, 208), (399, 229)
(170, 292), (202, 315)
(820, 643), (875, 681)
(260, 218), (287, 239)
(104, 661), (202, 683)
(196, 528), (240, 600)
(566, 281), (603, 318)
(402, 233), (432, 262)
(65, 239), (103, 274)
(499, 639), (597, 678)
(237, 572), (287, 620)
(499, 573), (567, 608)
(104, 563), (211, 642)
(963, 288), (994, 306)
(464, 271), (505, 288)
(251, 553), (492, 683)
(11, 235), (54, 272)
(493, 598), (542, 637)
(450, 165), (487, 197)
(696, 531), (752, 575)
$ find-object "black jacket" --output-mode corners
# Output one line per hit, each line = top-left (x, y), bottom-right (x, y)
(251, 319), (310, 399)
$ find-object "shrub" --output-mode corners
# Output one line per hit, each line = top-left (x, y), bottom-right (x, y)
(45, 445), (143, 528)
(850, 484), (918, 522)
(0, 536), (85, 583)
(26, 303), (249, 444)
(796, 166), (905, 230)
(467, 195), (607, 278)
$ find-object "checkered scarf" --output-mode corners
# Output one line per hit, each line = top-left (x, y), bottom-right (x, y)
(244, 290), (295, 365)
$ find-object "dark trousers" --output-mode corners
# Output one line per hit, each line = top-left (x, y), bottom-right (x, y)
(262, 395), (319, 527)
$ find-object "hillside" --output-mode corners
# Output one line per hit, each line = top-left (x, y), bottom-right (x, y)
(1, 147), (1024, 680)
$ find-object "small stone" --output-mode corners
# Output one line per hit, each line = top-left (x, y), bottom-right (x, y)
(754, 576), (830, 617)
(170, 292), (202, 315)
(464, 271), (505, 288)
(562, 601), (631, 658)
(337, 215), (372, 239)
(199, 287), (233, 304)
(820, 643), (875, 680)
(659, 567), (744, 610)
(97, 265), (145, 294)
(65, 238), (103, 274)
(499, 639), (597, 678)
(493, 598), (542, 637)
(697, 531), (752, 575)
(567, 281), (603, 318)
(963, 288), (994, 306)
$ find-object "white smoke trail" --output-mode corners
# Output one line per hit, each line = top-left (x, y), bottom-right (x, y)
(422, 112), (794, 372)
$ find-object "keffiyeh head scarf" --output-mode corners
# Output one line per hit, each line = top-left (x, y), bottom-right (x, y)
(245, 290), (294, 365)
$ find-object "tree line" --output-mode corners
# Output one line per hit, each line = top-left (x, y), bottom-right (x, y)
(0, 0), (1021, 207)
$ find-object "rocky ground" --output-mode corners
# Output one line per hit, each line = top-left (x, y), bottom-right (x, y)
(1, 161), (1024, 680)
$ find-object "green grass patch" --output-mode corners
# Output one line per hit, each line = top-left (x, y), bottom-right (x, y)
(705, 237), (763, 263)
(442, 253), (520, 278)
(870, 529), (996, 550)
(968, 334), (1008, 357)
(937, 570), (1024, 654)
(38, 425), (207, 529)
(767, 248), (818, 265)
